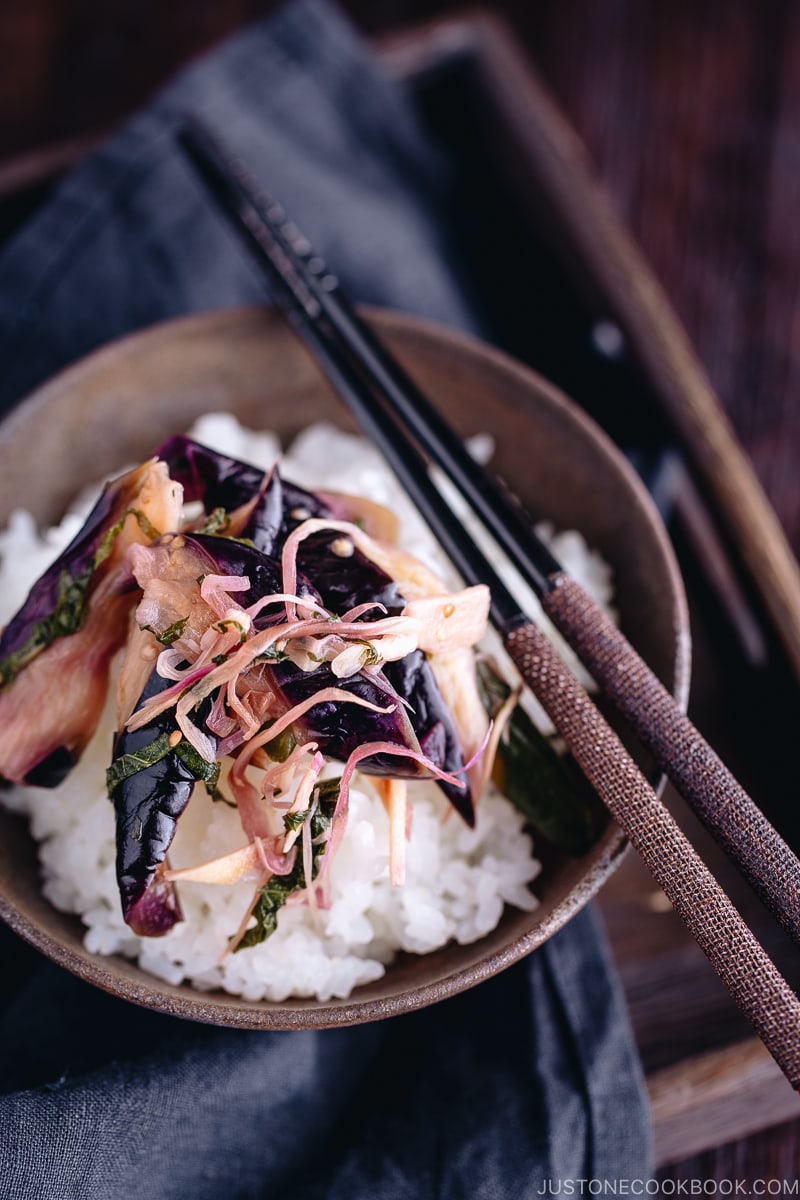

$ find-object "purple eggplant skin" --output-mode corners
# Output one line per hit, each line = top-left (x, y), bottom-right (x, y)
(154, 441), (474, 818)
(200, 508), (472, 817)
(22, 746), (77, 789)
(192, 532), (285, 603)
(294, 530), (406, 620)
(0, 471), (140, 681)
(0, 461), (174, 787)
(155, 439), (393, 604)
(270, 657), (474, 825)
(270, 660), (424, 775)
(277, 477), (330, 538)
(110, 531), (317, 936)
(383, 652), (474, 826)
(155, 434), (284, 554)
(289, 533), (474, 821)
(110, 669), (217, 937)
(155, 437), (326, 555)
(155, 436), (265, 516)
(190, 533), (323, 624)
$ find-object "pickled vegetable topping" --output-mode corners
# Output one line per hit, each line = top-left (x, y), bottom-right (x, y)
(0, 436), (589, 946)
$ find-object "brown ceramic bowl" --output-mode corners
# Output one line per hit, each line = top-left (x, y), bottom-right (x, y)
(0, 306), (689, 1028)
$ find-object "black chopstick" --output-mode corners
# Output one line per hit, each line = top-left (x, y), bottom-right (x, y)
(180, 122), (562, 601)
(178, 116), (800, 952)
(179, 119), (800, 1089)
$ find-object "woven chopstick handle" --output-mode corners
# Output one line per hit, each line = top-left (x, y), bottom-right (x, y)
(505, 619), (800, 1090)
(540, 572), (800, 944)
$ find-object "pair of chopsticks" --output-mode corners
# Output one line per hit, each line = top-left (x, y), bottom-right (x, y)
(178, 119), (800, 1090)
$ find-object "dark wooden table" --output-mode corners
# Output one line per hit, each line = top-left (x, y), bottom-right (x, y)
(1, 0), (799, 1182)
(504, 5), (800, 1178)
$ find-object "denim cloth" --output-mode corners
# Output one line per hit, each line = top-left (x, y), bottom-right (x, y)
(0, 2), (652, 1194)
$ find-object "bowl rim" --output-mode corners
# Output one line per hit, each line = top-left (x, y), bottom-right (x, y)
(0, 303), (691, 1028)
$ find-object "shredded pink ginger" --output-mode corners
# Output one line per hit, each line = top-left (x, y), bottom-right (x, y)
(124, 515), (491, 936)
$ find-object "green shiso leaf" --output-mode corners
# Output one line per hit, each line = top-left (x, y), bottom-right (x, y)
(173, 740), (221, 788)
(236, 779), (340, 951)
(105, 731), (173, 794)
(199, 507), (231, 536)
(282, 810), (306, 833)
(477, 660), (595, 855)
(0, 505), (162, 691)
(262, 726), (297, 764)
(140, 615), (189, 647)
(106, 730), (220, 796)
(94, 508), (159, 569)
(0, 564), (93, 690)
(237, 873), (299, 949)
(255, 645), (288, 664)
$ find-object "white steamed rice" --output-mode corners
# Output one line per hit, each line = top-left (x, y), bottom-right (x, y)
(0, 417), (614, 1002)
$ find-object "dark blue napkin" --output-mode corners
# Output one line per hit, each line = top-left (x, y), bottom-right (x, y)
(0, 2), (652, 1194)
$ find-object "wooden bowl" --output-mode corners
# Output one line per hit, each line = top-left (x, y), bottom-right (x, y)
(0, 306), (690, 1028)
